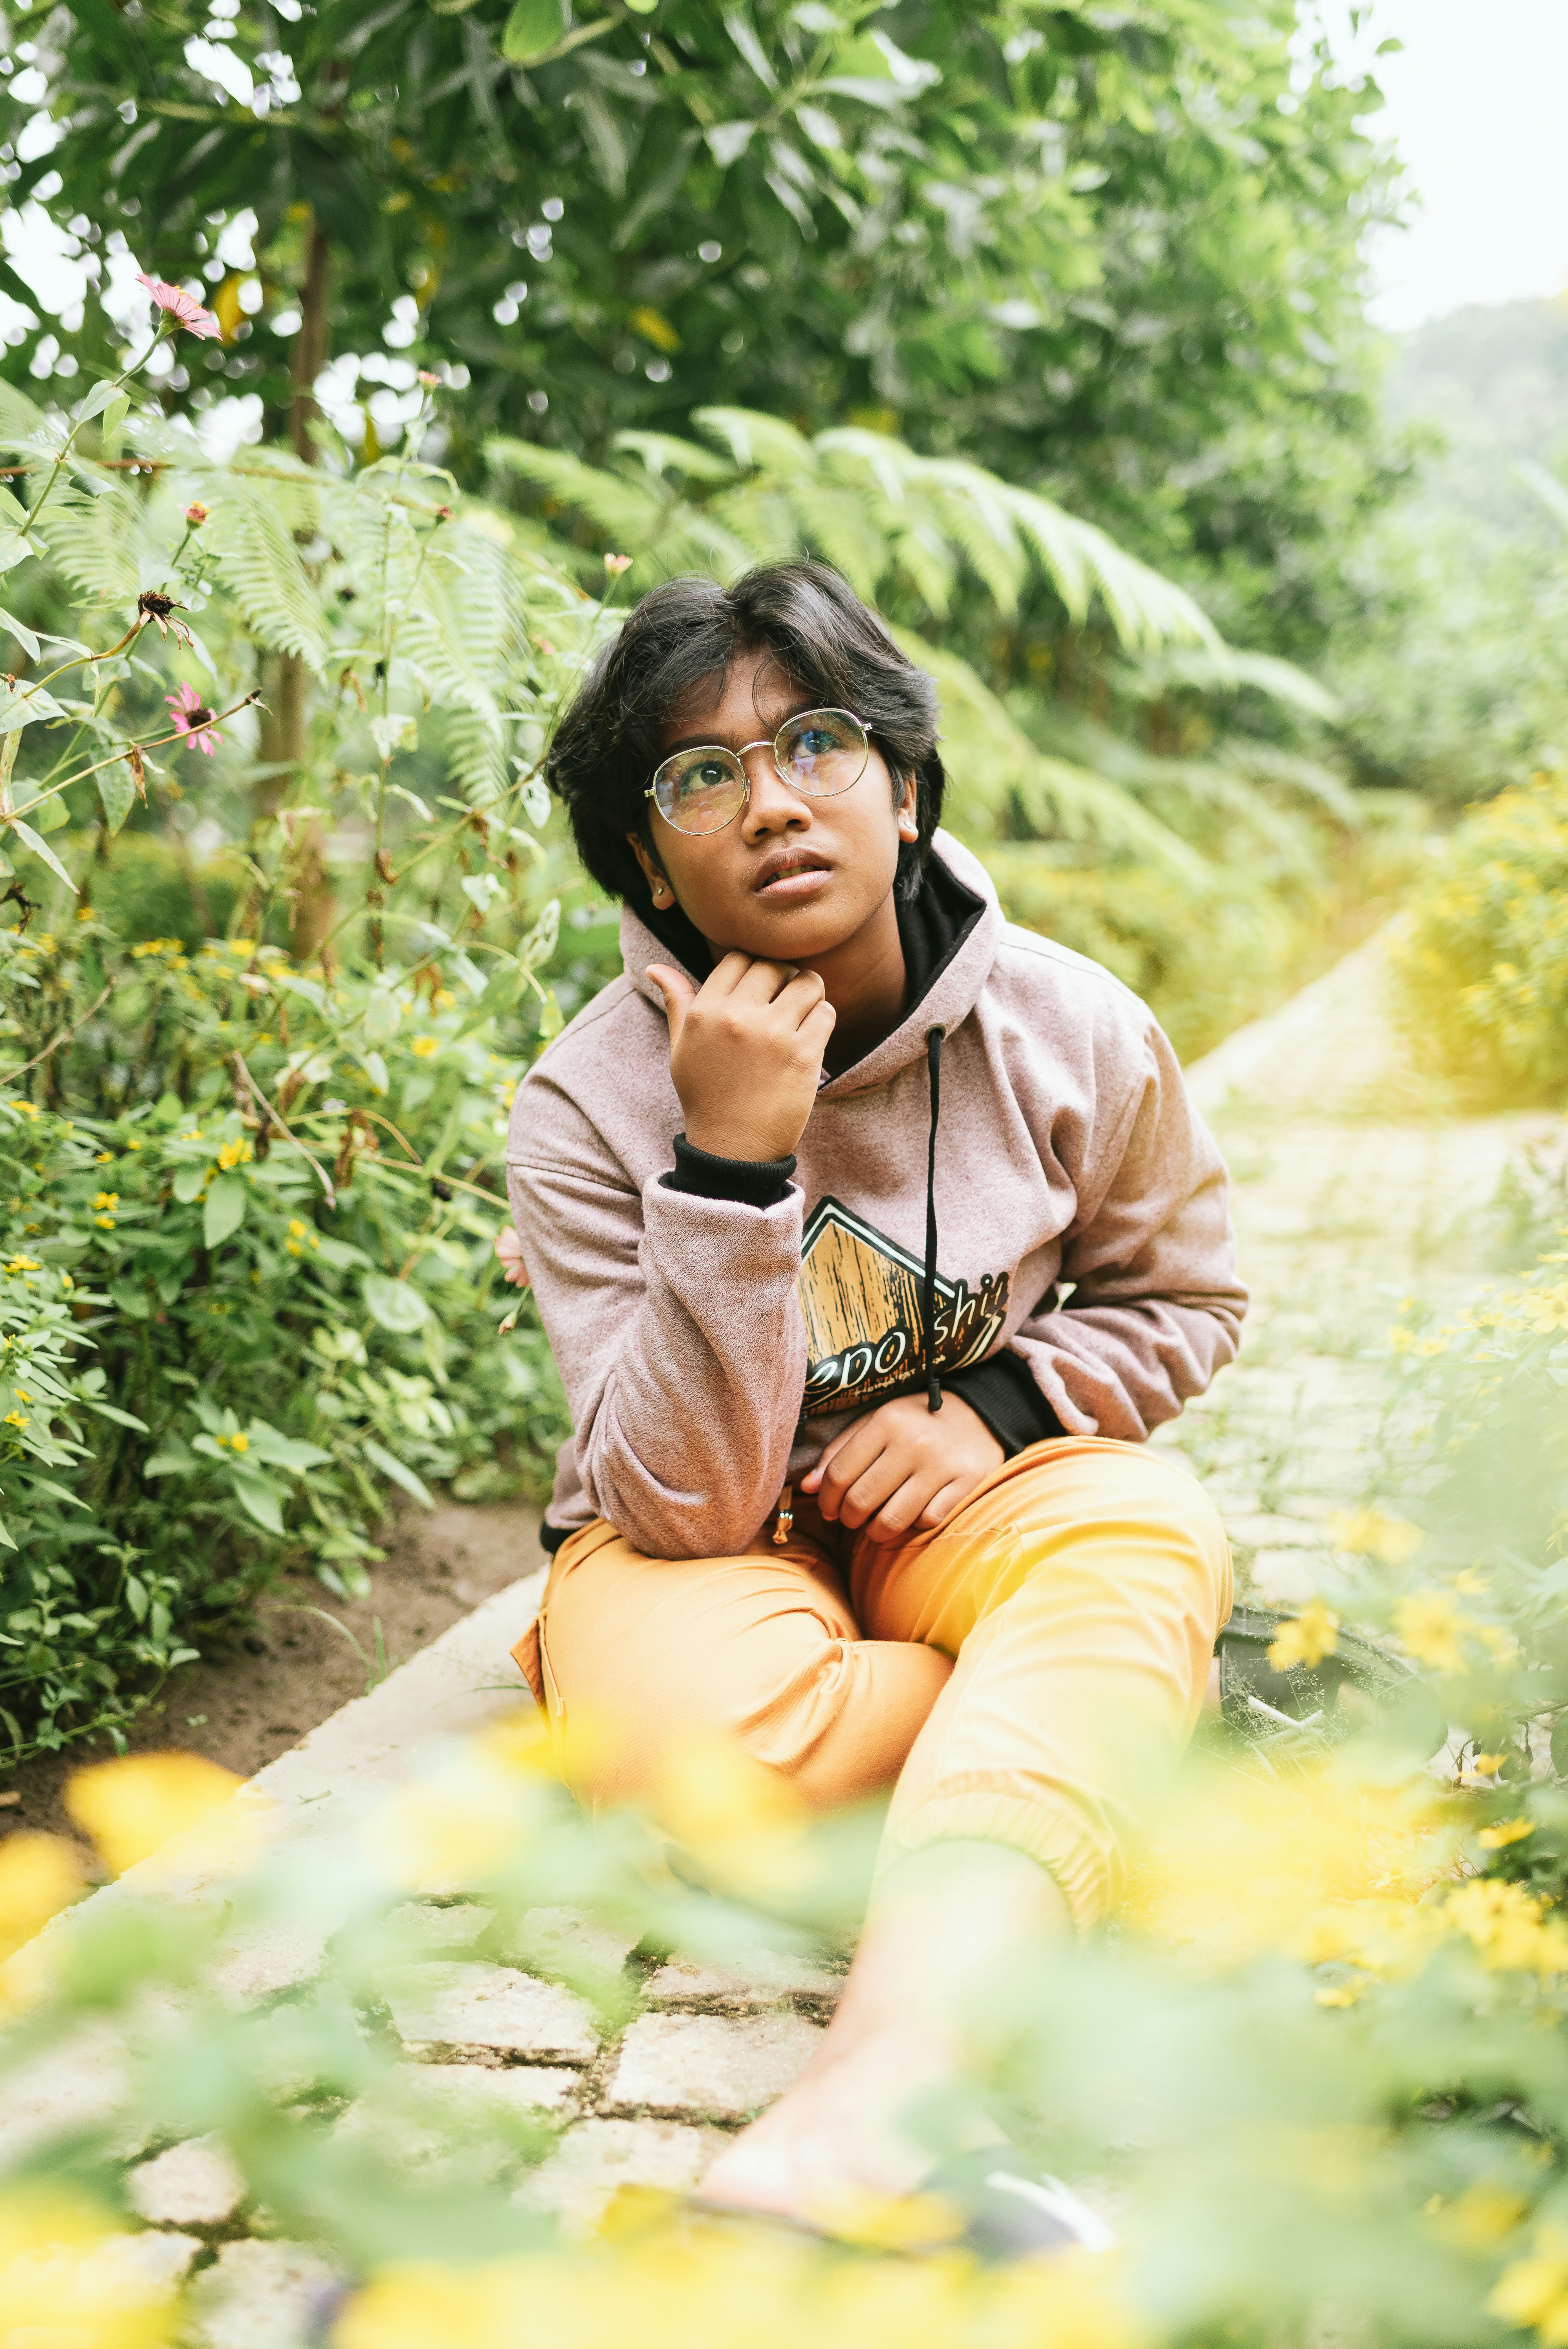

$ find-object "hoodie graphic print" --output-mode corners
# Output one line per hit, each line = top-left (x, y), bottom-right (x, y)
(506, 834), (1247, 1561)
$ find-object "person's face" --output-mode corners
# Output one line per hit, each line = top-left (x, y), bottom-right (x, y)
(627, 650), (918, 962)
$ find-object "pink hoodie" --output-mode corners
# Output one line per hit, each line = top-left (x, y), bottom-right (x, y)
(506, 832), (1245, 1559)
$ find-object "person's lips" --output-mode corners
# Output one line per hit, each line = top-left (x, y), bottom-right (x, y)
(754, 847), (832, 897)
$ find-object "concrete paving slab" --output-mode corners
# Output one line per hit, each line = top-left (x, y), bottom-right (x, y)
(600, 2011), (822, 2122)
(381, 1961), (599, 2062)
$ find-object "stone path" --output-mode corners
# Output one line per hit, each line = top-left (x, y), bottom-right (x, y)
(13, 929), (1559, 2340)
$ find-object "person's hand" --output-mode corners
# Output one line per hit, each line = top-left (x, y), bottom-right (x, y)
(646, 951), (836, 1163)
(800, 1391), (1004, 1544)
(494, 1227), (530, 1288)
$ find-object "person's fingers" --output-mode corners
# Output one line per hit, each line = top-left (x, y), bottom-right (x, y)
(916, 1476), (972, 1529)
(730, 956), (800, 1006)
(799, 1000), (837, 1055)
(776, 967), (827, 1025)
(699, 950), (756, 999)
(833, 1449), (909, 1532)
(860, 1475), (936, 1543)
(645, 964), (696, 1051)
(811, 1423), (891, 1521)
(797, 1413), (867, 1493)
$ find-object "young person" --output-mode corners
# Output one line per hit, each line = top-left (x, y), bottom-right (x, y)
(506, 559), (1244, 2248)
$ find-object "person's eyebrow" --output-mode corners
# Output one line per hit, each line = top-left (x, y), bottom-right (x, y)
(658, 698), (816, 760)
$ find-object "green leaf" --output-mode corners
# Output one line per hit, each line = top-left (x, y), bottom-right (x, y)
(76, 377), (126, 422)
(99, 392), (129, 441)
(502, 0), (565, 63)
(203, 1173), (248, 1249)
(8, 820), (76, 895)
(363, 987), (401, 1046)
(232, 1469), (286, 1535)
(361, 1051), (390, 1096)
(172, 1161), (208, 1205)
(361, 1437), (435, 1508)
(363, 1272), (431, 1334)
(244, 1423), (333, 1473)
(1552, 1716), (1568, 1780)
(96, 763), (137, 836)
(16, 791), (70, 836)
(78, 1399), (150, 1430)
(107, 1280), (152, 1318)
(0, 608), (39, 660)
(144, 1442), (198, 1478)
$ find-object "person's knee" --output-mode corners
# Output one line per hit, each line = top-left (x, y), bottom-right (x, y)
(539, 1588), (860, 1807)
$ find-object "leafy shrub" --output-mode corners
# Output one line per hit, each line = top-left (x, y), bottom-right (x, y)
(0, 317), (595, 1760)
(0, 918), (570, 1760)
(1393, 770), (1568, 1097)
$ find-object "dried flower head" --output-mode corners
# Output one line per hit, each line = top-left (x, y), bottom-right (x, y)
(136, 589), (193, 649)
(136, 273), (221, 339)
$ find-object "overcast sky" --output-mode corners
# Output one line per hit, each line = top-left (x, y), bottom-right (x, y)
(1319, 0), (1568, 330)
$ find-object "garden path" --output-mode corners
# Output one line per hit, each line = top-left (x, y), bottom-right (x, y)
(14, 929), (1558, 2342)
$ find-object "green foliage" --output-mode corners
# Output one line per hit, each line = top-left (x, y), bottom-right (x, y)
(0, 922), (570, 1762)
(0, 0), (1398, 652)
(1393, 771), (1568, 1098)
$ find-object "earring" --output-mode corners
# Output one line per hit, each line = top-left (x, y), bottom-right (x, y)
(651, 881), (670, 906)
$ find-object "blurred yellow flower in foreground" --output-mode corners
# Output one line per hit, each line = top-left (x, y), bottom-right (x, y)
(652, 1731), (813, 1900)
(1490, 2223), (1568, 2344)
(0, 2187), (174, 2349)
(1268, 1597), (1339, 1671)
(1327, 1507), (1424, 1566)
(335, 2232), (1146, 2349)
(1125, 1757), (1457, 1970)
(64, 1751), (247, 1878)
(1394, 1590), (1515, 1677)
(0, 1830), (83, 1962)
(1441, 1878), (1568, 1974)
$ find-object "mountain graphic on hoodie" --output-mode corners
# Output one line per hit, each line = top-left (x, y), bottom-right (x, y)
(798, 1196), (1009, 1416)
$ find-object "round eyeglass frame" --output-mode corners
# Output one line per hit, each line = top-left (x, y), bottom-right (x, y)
(645, 706), (872, 834)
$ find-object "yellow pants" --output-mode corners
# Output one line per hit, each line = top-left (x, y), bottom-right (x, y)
(512, 1438), (1231, 1931)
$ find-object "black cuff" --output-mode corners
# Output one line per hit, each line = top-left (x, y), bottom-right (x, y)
(659, 1132), (797, 1210)
(944, 1352), (1066, 1457)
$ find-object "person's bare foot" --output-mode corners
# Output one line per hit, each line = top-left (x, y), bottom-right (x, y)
(698, 1841), (1070, 2228)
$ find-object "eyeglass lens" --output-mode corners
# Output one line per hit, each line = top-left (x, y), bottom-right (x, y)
(651, 709), (869, 834)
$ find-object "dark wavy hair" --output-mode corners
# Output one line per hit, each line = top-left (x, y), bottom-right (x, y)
(547, 560), (945, 914)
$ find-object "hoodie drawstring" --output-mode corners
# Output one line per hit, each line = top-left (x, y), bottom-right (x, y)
(923, 1024), (945, 1413)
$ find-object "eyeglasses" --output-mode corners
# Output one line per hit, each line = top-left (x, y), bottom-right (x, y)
(646, 707), (871, 835)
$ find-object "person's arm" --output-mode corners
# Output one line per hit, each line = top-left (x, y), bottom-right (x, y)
(1005, 1019), (1245, 1439)
(508, 954), (836, 1559)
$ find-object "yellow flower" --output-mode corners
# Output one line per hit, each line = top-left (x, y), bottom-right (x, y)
(216, 1137), (252, 1170)
(288, 1218), (308, 1238)
(228, 938), (256, 954)
(1478, 1818), (1535, 1849)
(1394, 1589), (1469, 1674)
(410, 1035), (440, 1059)
(6, 1256), (40, 1272)
(94, 1151), (113, 1163)
(1517, 1286), (1568, 1333)
(1268, 1596), (1339, 1671)
(64, 1750), (245, 1878)
(1474, 1751), (1507, 1775)
(0, 2186), (174, 2349)
(125, 1135), (141, 1149)
(4, 1410), (29, 1429)
(229, 1429), (250, 1453)
(1442, 1879), (1568, 1973)
(94, 1215), (115, 1230)
(1491, 2224), (1568, 2342)
(0, 1830), (83, 1964)
(13, 1388), (30, 1403)
(1328, 1506), (1424, 1566)
(9, 1099), (39, 1118)
(92, 1191), (119, 1211)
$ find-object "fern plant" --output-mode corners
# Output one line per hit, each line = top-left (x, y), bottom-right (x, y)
(488, 409), (1348, 879)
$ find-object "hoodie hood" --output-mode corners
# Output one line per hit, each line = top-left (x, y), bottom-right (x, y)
(621, 828), (1004, 1098)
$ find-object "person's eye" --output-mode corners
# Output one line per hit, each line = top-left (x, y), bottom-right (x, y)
(795, 729), (831, 757)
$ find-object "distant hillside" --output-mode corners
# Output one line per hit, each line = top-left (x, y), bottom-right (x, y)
(1385, 297), (1568, 543)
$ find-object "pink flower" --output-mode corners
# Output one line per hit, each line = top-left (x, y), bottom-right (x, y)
(494, 1226), (530, 1289)
(136, 273), (222, 340)
(165, 680), (222, 756)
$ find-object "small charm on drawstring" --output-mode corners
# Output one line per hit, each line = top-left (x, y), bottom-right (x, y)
(772, 1484), (793, 1545)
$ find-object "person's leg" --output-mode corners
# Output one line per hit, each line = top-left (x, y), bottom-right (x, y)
(699, 1438), (1231, 2221)
(515, 1518), (954, 1812)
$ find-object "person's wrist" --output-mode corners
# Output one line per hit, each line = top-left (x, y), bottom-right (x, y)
(683, 1112), (802, 1162)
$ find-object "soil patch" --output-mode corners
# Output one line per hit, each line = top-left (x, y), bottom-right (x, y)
(2, 1498), (542, 1847)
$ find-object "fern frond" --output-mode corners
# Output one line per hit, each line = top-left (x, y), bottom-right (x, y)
(205, 473), (330, 670)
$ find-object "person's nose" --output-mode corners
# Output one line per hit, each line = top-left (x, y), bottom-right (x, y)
(738, 743), (811, 842)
